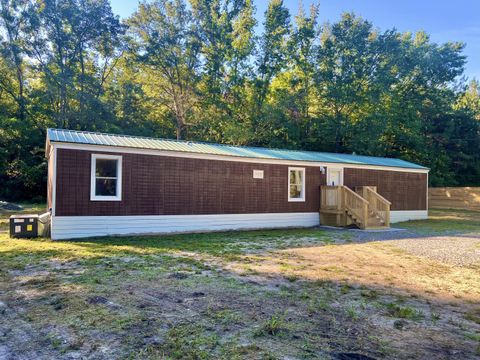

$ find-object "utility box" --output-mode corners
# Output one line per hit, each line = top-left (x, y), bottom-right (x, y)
(10, 214), (39, 238)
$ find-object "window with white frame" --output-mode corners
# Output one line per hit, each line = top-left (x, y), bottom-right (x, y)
(90, 154), (122, 201)
(288, 167), (305, 201)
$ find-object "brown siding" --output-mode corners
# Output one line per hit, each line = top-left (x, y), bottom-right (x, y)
(343, 168), (427, 210)
(55, 149), (326, 216)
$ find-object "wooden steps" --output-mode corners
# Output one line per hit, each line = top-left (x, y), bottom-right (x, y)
(320, 185), (391, 230)
(346, 210), (385, 228)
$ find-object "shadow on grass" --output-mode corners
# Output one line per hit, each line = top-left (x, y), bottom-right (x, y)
(2, 236), (479, 360)
(72, 227), (333, 253)
(1, 210), (479, 359)
(0, 227), (334, 268)
(2, 208), (480, 265)
(68, 208), (480, 253)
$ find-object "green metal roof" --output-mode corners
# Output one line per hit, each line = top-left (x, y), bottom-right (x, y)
(47, 128), (428, 170)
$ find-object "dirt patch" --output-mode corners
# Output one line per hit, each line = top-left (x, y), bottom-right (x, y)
(0, 253), (386, 359)
(220, 234), (480, 358)
(226, 241), (480, 303)
(1, 210), (480, 359)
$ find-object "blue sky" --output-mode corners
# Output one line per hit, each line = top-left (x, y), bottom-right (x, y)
(111, 0), (480, 81)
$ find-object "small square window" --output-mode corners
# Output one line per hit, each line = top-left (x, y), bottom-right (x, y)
(91, 154), (122, 201)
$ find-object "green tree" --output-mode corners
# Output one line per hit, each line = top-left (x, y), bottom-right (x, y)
(0, 0), (29, 122)
(313, 13), (383, 153)
(189, 0), (256, 144)
(256, 0), (290, 106)
(288, 3), (318, 120)
(262, 3), (319, 149)
(251, 0), (290, 144)
(24, 0), (124, 129)
(127, 0), (200, 139)
(0, 2), (479, 201)
(456, 80), (480, 120)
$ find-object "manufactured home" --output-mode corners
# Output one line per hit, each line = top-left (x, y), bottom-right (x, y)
(46, 129), (428, 240)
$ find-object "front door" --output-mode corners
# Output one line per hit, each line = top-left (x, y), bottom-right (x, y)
(327, 168), (343, 186)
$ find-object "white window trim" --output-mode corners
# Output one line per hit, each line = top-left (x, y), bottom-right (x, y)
(326, 167), (344, 186)
(288, 167), (306, 202)
(90, 154), (122, 201)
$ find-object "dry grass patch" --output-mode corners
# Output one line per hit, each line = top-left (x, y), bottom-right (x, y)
(226, 241), (480, 303)
(1, 208), (480, 359)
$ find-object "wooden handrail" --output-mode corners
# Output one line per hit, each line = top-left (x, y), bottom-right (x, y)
(363, 186), (391, 205)
(364, 187), (391, 227)
(342, 186), (369, 229)
(343, 186), (369, 205)
(374, 192), (391, 206)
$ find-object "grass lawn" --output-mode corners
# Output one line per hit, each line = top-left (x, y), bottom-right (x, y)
(0, 203), (46, 232)
(0, 209), (479, 359)
(399, 208), (480, 234)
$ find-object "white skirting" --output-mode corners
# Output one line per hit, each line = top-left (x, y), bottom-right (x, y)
(390, 210), (428, 223)
(51, 212), (321, 240)
(51, 210), (428, 240)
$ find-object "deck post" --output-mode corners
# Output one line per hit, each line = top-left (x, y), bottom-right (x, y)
(385, 206), (390, 227)
(362, 203), (368, 229)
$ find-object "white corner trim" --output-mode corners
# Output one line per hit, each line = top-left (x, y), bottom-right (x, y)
(90, 154), (122, 201)
(51, 142), (430, 174)
(390, 210), (428, 223)
(50, 212), (320, 240)
(426, 172), (429, 210)
(52, 145), (57, 217)
(288, 167), (306, 202)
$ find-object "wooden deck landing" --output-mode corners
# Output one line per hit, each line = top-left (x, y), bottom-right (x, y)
(319, 185), (391, 230)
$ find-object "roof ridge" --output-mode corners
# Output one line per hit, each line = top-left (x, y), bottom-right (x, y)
(47, 128), (403, 162)
(46, 128), (428, 170)
(48, 128), (323, 154)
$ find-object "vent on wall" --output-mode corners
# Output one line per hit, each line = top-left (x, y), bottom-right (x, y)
(253, 170), (264, 179)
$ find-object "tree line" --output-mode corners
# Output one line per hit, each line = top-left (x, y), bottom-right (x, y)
(0, 0), (479, 201)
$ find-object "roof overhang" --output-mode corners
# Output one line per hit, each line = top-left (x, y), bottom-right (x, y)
(49, 140), (430, 174)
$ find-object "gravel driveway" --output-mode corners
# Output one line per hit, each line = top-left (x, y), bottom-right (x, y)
(322, 226), (480, 267)
(387, 236), (480, 266)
